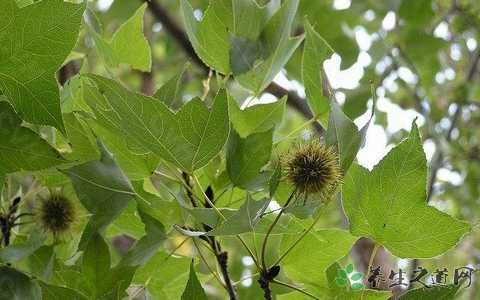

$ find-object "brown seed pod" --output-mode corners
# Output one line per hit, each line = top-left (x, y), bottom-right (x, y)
(37, 194), (76, 236)
(283, 141), (342, 199)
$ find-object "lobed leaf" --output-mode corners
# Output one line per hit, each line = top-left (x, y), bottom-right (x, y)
(342, 123), (471, 258)
(0, 0), (85, 131)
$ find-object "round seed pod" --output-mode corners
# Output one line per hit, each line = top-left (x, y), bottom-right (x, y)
(283, 141), (342, 199)
(37, 194), (76, 236)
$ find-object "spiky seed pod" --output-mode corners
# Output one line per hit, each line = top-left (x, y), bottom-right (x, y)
(37, 194), (76, 236)
(283, 141), (342, 199)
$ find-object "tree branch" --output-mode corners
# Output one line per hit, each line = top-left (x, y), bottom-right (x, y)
(426, 48), (480, 202)
(183, 174), (238, 299)
(142, 0), (324, 134)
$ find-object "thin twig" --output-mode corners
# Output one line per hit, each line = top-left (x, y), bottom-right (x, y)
(426, 48), (480, 202)
(272, 203), (324, 267)
(192, 238), (227, 289)
(362, 243), (380, 299)
(271, 279), (320, 300)
(260, 189), (296, 271)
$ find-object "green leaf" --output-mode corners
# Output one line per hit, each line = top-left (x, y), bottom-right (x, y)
(39, 282), (88, 300)
(281, 229), (358, 289)
(82, 232), (136, 299)
(0, 102), (66, 181)
(229, 96), (286, 137)
(176, 196), (270, 236)
(182, 0), (301, 92)
(176, 90), (230, 171)
(234, 0), (304, 93)
(180, 0), (231, 73)
(181, 262), (208, 300)
(0, 0), (85, 131)
(338, 269), (347, 279)
(132, 180), (183, 231)
(61, 75), (91, 114)
(0, 175), (4, 197)
(119, 210), (167, 267)
(28, 246), (55, 281)
(342, 123), (471, 258)
(81, 233), (136, 299)
(351, 273), (363, 281)
(181, 0), (268, 74)
(0, 229), (46, 263)
(398, 0), (434, 28)
(62, 141), (136, 247)
(226, 128), (273, 190)
(64, 113), (100, 162)
(269, 161), (282, 197)
(94, 3), (151, 71)
(83, 75), (229, 172)
(302, 21), (334, 127)
(181, 206), (237, 228)
(153, 64), (188, 108)
(82, 233), (111, 297)
(133, 251), (191, 299)
(0, 267), (41, 300)
(345, 262), (354, 274)
(399, 283), (463, 300)
(298, 2), (359, 68)
(107, 201), (145, 239)
(335, 277), (346, 286)
(207, 196), (270, 236)
(88, 121), (158, 181)
(326, 102), (370, 172)
(99, 265), (137, 300)
(351, 283), (364, 291)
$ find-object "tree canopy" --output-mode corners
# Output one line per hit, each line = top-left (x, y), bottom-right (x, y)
(0, 0), (479, 299)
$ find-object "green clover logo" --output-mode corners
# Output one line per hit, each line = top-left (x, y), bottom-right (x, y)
(335, 263), (364, 291)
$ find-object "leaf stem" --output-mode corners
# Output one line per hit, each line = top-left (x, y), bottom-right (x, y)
(274, 115), (319, 145)
(362, 243), (380, 300)
(272, 203), (324, 267)
(193, 175), (225, 219)
(271, 279), (320, 300)
(233, 272), (260, 285)
(260, 189), (296, 271)
(192, 238), (227, 289)
(152, 170), (182, 183)
(192, 174), (261, 269)
(164, 237), (189, 261)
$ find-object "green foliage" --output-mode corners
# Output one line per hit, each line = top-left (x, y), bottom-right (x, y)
(0, 267), (41, 299)
(302, 21), (333, 126)
(63, 141), (136, 247)
(229, 96), (286, 138)
(0, 102), (66, 184)
(0, 0), (476, 299)
(93, 3), (152, 72)
(281, 229), (358, 291)
(342, 124), (471, 258)
(399, 283), (463, 300)
(182, 0), (303, 93)
(181, 262), (208, 300)
(83, 75), (229, 172)
(326, 102), (371, 172)
(227, 128), (273, 189)
(0, 0), (85, 131)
